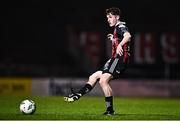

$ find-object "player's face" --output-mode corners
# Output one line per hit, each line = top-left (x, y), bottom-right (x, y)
(106, 13), (119, 27)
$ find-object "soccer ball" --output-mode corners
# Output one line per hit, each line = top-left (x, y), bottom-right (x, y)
(19, 99), (36, 114)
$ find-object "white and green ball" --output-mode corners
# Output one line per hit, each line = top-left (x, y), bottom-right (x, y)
(19, 99), (36, 114)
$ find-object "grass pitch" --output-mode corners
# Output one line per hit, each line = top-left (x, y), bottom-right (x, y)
(0, 96), (180, 120)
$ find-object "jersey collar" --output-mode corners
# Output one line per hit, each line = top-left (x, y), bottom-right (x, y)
(115, 21), (126, 27)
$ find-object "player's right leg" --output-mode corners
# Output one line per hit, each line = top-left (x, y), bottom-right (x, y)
(64, 92), (82, 102)
(64, 71), (102, 102)
(99, 73), (115, 115)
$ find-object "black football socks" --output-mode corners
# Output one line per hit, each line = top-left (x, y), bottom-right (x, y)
(105, 96), (114, 112)
(78, 83), (93, 96)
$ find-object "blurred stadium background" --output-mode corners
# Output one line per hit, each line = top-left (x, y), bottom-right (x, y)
(1, 0), (180, 97)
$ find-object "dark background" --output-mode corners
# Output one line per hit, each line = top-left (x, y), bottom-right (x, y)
(1, 0), (180, 79)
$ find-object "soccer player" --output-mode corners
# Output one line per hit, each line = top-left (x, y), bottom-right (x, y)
(64, 7), (131, 115)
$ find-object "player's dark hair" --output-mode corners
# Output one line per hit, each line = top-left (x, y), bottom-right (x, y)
(105, 7), (121, 16)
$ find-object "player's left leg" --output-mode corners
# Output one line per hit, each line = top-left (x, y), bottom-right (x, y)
(99, 73), (115, 115)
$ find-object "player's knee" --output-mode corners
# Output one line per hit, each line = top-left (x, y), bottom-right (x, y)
(99, 78), (107, 87)
(89, 74), (95, 81)
(89, 72), (100, 81)
(99, 73), (111, 87)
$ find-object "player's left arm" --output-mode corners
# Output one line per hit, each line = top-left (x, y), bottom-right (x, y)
(116, 32), (131, 56)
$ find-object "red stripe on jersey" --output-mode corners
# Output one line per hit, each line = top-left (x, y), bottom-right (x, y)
(112, 28), (118, 58)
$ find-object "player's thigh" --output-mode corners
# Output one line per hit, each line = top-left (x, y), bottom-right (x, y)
(89, 71), (102, 80)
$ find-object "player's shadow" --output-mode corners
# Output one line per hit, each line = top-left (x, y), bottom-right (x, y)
(115, 113), (180, 120)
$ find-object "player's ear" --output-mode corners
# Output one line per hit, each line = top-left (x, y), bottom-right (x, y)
(116, 15), (120, 20)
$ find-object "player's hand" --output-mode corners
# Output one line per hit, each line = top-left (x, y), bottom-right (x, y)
(116, 44), (123, 56)
(107, 34), (113, 41)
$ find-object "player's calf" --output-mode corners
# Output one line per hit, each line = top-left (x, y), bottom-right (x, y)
(64, 83), (93, 102)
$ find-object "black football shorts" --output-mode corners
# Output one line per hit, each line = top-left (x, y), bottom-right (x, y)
(101, 56), (128, 79)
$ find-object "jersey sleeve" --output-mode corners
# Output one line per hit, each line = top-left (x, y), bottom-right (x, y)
(116, 24), (129, 36)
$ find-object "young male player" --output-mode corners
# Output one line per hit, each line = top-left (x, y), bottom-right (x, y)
(64, 7), (131, 115)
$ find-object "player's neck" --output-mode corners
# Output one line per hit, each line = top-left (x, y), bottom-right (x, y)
(115, 21), (126, 27)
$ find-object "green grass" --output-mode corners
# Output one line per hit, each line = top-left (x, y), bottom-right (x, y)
(0, 96), (180, 120)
